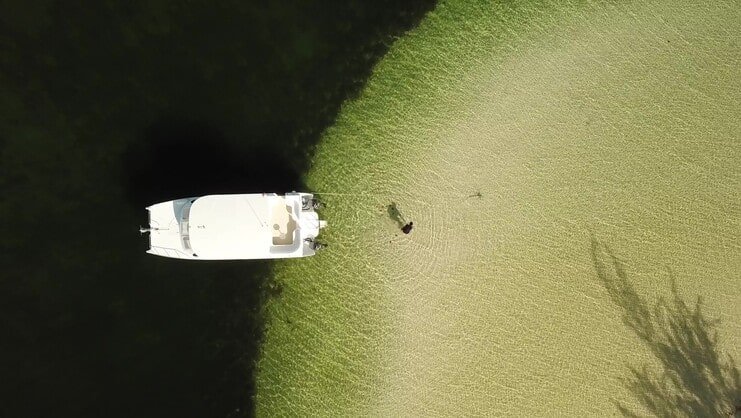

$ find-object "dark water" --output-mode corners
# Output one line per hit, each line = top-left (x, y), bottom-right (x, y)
(0, 1), (435, 416)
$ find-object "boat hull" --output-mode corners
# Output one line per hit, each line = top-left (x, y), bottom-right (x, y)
(143, 192), (326, 260)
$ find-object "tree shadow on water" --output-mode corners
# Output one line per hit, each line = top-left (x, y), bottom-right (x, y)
(590, 238), (741, 417)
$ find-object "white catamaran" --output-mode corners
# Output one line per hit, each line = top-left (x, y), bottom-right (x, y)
(141, 192), (327, 260)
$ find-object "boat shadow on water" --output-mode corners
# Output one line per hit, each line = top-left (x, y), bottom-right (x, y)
(590, 237), (741, 417)
(120, 118), (308, 414)
(123, 119), (307, 206)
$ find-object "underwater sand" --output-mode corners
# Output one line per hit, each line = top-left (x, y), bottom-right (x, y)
(256, 1), (740, 415)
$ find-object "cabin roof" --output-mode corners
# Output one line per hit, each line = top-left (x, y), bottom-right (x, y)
(188, 194), (275, 259)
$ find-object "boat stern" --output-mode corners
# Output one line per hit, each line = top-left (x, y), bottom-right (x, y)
(293, 193), (328, 256)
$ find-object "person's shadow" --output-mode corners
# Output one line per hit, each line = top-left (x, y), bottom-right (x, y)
(387, 202), (407, 228)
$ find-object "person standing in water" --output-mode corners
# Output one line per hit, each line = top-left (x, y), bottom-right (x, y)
(401, 221), (413, 234)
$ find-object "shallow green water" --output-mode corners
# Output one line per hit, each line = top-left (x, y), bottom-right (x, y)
(256, 1), (740, 415)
